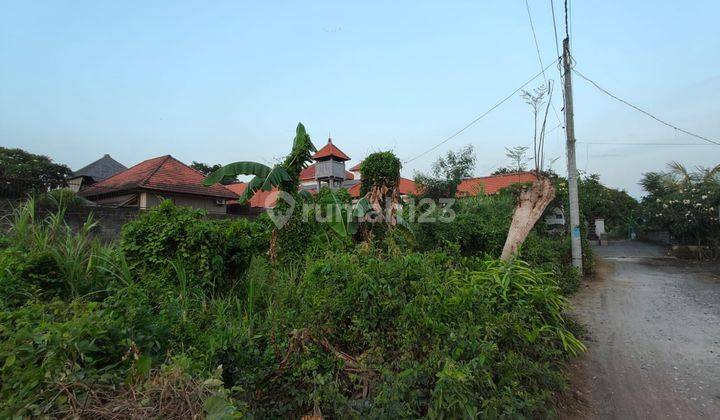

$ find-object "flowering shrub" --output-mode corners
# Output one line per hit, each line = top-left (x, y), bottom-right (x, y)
(640, 163), (720, 248)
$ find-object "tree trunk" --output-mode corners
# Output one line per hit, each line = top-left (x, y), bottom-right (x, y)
(500, 177), (556, 261)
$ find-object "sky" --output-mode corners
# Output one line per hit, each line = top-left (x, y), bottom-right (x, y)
(1, 0), (718, 197)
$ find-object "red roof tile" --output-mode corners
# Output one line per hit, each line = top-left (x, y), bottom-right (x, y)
(347, 177), (417, 198)
(456, 171), (537, 196)
(311, 138), (350, 161)
(225, 182), (281, 208)
(299, 163), (354, 181)
(79, 155), (237, 199)
(348, 162), (362, 171)
(345, 172), (537, 199)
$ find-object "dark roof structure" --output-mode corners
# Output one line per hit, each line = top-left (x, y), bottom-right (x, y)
(72, 154), (127, 182)
(79, 155), (237, 199)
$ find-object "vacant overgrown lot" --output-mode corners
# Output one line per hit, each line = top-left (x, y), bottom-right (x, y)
(0, 196), (587, 418)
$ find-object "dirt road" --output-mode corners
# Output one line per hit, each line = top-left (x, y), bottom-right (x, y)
(564, 240), (720, 419)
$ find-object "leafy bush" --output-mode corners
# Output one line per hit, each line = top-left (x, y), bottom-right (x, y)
(0, 199), (585, 418)
(360, 152), (402, 195)
(640, 164), (719, 250)
(121, 200), (270, 294)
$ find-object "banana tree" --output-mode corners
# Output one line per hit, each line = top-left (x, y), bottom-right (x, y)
(323, 193), (372, 237)
(203, 123), (315, 204)
(203, 123), (316, 260)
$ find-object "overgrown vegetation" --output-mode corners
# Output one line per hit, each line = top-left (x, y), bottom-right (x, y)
(0, 190), (586, 418)
(1, 129), (589, 417)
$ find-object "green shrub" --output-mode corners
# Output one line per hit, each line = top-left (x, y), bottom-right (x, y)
(0, 199), (586, 418)
(121, 200), (269, 294)
(360, 152), (402, 195)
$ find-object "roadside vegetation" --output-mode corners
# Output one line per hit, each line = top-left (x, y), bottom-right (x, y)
(0, 130), (591, 418)
(0, 193), (586, 418)
(639, 162), (720, 255)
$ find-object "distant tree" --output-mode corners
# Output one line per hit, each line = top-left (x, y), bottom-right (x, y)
(191, 161), (238, 184)
(491, 167), (514, 175)
(415, 145), (476, 199)
(0, 147), (71, 194)
(504, 146), (530, 173)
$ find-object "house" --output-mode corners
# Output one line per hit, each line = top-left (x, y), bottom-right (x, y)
(79, 155), (237, 214)
(299, 138), (358, 191)
(223, 139), (556, 220)
(67, 154), (127, 192)
(456, 171), (539, 196)
(226, 138), (360, 210)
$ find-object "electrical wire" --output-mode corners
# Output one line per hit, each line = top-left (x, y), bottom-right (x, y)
(403, 58), (560, 164)
(572, 68), (720, 147)
(524, 0), (563, 126)
(578, 141), (714, 146)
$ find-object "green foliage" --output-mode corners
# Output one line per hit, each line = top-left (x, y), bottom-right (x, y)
(640, 163), (720, 248)
(360, 152), (402, 195)
(0, 147), (72, 192)
(203, 161), (291, 204)
(0, 193), (585, 417)
(191, 161), (238, 184)
(121, 200), (270, 294)
(33, 188), (94, 208)
(203, 122), (316, 206)
(550, 173), (639, 237)
(280, 122), (317, 192)
(415, 145), (476, 200)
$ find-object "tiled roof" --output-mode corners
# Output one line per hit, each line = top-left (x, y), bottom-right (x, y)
(348, 162), (362, 171)
(79, 155), (237, 199)
(72, 154), (127, 182)
(346, 172), (537, 199)
(299, 163), (354, 181)
(456, 171), (537, 196)
(311, 138), (350, 161)
(225, 182), (280, 208)
(347, 177), (418, 198)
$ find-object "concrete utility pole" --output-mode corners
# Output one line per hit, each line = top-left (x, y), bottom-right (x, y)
(562, 37), (583, 271)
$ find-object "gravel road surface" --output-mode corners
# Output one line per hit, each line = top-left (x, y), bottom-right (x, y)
(562, 240), (720, 419)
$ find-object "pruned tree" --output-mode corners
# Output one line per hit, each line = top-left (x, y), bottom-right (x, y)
(500, 82), (557, 261)
(358, 152), (403, 239)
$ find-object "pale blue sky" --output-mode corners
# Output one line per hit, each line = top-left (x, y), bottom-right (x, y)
(1, 1), (718, 197)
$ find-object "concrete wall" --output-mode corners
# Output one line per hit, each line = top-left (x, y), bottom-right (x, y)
(140, 192), (227, 214)
(1, 203), (253, 242)
(36, 206), (141, 242)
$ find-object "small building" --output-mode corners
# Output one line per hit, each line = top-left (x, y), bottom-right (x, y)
(79, 155), (237, 214)
(297, 138), (357, 191)
(67, 154), (127, 192)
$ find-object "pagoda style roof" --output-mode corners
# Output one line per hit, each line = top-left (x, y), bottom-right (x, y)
(311, 138), (350, 161)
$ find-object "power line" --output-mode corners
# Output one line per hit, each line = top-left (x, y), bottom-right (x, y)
(525, 0), (547, 83)
(572, 68), (720, 147)
(578, 141), (715, 146)
(403, 58), (560, 164)
(524, 0), (563, 126)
